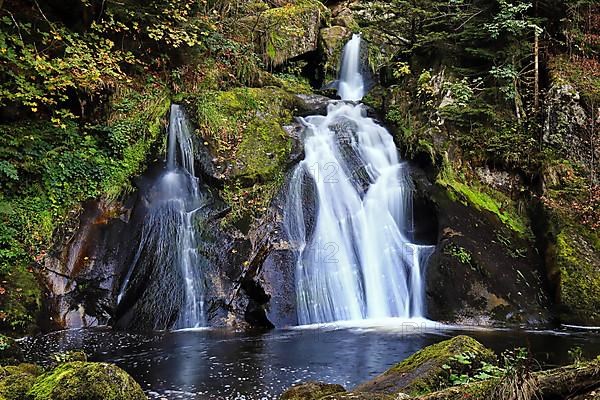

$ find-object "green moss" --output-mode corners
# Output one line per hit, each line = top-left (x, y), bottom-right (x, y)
(28, 362), (146, 400)
(102, 82), (171, 199)
(355, 336), (495, 396)
(0, 363), (43, 400)
(253, 0), (328, 66)
(272, 73), (313, 95)
(555, 226), (600, 324)
(391, 336), (494, 395)
(0, 264), (42, 334)
(437, 163), (531, 237)
(189, 87), (300, 227)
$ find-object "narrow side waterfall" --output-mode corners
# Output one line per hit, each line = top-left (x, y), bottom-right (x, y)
(117, 105), (206, 329)
(285, 35), (435, 325)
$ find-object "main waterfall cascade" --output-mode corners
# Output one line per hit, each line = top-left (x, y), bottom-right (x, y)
(284, 34), (436, 325)
(117, 105), (206, 329)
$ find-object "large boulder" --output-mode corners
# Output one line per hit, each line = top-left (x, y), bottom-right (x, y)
(27, 361), (146, 400)
(239, 0), (327, 67)
(353, 336), (495, 396)
(414, 166), (552, 326)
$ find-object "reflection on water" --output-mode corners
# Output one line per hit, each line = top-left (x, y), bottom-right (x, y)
(21, 325), (600, 399)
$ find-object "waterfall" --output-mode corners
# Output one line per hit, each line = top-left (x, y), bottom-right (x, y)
(337, 34), (365, 102)
(285, 35), (435, 325)
(117, 105), (205, 329)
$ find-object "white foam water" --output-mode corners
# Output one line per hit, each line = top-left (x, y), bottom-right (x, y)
(285, 35), (435, 325)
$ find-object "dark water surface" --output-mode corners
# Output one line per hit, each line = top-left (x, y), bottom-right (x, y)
(22, 322), (600, 399)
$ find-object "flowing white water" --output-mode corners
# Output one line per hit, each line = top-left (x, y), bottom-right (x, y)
(285, 35), (435, 325)
(337, 34), (365, 101)
(118, 105), (205, 329)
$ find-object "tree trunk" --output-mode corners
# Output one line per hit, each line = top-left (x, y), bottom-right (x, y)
(534, 30), (540, 113)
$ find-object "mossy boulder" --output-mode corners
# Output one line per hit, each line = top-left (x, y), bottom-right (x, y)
(354, 336), (495, 396)
(280, 381), (346, 400)
(319, 26), (352, 82)
(187, 87), (304, 228)
(27, 362), (146, 400)
(0, 335), (23, 366)
(241, 0), (328, 67)
(0, 363), (43, 400)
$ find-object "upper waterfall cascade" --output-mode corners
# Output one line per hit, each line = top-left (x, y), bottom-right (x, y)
(337, 34), (365, 102)
(285, 34), (435, 325)
(117, 105), (206, 329)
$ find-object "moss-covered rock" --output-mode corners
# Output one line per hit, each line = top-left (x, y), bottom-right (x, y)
(436, 163), (531, 238)
(281, 382), (346, 400)
(187, 87), (303, 228)
(241, 0), (328, 67)
(553, 225), (600, 325)
(0, 363), (43, 400)
(319, 26), (352, 83)
(27, 361), (146, 400)
(354, 336), (495, 396)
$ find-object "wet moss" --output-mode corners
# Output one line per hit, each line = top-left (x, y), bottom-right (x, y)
(27, 362), (146, 400)
(102, 82), (171, 199)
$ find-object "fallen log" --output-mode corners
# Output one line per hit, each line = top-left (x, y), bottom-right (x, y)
(416, 358), (600, 400)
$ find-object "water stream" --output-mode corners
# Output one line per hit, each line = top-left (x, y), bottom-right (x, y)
(285, 34), (435, 325)
(117, 105), (205, 329)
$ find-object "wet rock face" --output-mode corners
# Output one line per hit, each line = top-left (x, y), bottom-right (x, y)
(38, 91), (332, 332)
(543, 84), (598, 184)
(41, 199), (134, 331)
(413, 169), (552, 326)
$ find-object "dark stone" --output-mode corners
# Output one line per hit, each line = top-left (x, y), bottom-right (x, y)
(410, 168), (552, 326)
